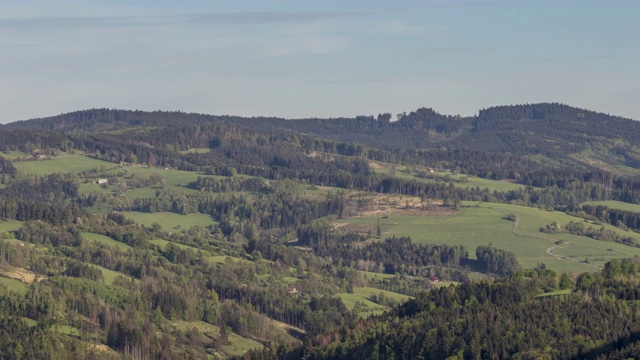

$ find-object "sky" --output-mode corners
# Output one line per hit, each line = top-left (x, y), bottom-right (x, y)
(0, 0), (639, 123)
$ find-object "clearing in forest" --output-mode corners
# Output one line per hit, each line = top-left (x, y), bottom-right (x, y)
(581, 200), (640, 213)
(121, 211), (218, 232)
(336, 201), (640, 273)
(11, 154), (115, 176)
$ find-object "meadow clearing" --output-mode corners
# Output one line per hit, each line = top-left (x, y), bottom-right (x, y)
(121, 211), (218, 232)
(336, 201), (640, 273)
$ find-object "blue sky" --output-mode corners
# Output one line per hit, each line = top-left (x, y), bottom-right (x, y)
(1, 0), (638, 122)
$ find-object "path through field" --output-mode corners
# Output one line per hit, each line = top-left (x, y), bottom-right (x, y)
(487, 206), (603, 270)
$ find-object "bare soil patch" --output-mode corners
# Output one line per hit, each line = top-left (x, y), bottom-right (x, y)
(0, 266), (43, 283)
(350, 193), (445, 218)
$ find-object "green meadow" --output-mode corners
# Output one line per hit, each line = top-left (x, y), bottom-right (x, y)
(112, 165), (250, 196)
(121, 211), (218, 231)
(337, 202), (640, 273)
(223, 333), (264, 356)
(358, 270), (395, 280)
(0, 220), (23, 233)
(21, 317), (38, 327)
(338, 287), (411, 317)
(536, 289), (572, 298)
(373, 163), (525, 192)
(88, 264), (134, 284)
(169, 320), (264, 356)
(178, 148), (211, 154)
(121, 187), (160, 199)
(11, 154), (115, 176)
(81, 232), (132, 251)
(0, 276), (27, 294)
(0, 150), (32, 160)
(581, 200), (640, 213)
(150, 239), (205, 254)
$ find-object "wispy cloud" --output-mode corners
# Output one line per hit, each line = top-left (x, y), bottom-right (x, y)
(520, 55), (626, 64)
(0, 1), (511, 30)
(182, 11), (359, 25)
(0, 42), (37, 48)
(315, 77), (408, 84)
(375, 21), (421, 35)
(261, 36), (350, 58)
(0, 11), (362, 30)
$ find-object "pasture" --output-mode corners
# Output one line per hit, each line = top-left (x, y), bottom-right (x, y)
(372, 163), (525, 192)
(0, 276), (27, 294)
(536, 289), (572, 298)
(581, 200), (640, 213)
(337, 202), (640, 273)
(179, 148), (211, 154)
(121, 187), (159, 199)
(121, 211), (217, 232)
(337, 287), (411, 318)
(11, 154), (115, 176)
(0, 220), (22, 233)
(170, 320), (264, 356)
(150, 239), (204, 254)
(82, 232), (132, 251)
(0, 150), (31, 159)
(88, 264), (134, 284)
(358, 270), (395, 280)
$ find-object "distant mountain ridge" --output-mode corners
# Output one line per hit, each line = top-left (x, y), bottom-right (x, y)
(4, 103), (640, 171)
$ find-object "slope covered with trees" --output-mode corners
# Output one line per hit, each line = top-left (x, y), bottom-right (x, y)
(1, 103), (640, 358)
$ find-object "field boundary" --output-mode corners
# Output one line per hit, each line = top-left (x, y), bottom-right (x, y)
(484, 206), (603, 270)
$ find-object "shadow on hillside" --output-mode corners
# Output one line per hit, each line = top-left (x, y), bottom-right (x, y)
(286, 327), (306, 341)
(576, 331), (640, 359)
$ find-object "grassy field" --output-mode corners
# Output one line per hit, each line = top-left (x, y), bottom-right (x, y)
(57, 325), (81, 336)
(21, 317), (38, 327)
(536, 289), (572, 298)
(0, 150), (31, 159)
(282, 276), (299, 284)
(358, 270), (395, 280)
(179, 148), (211, 154)
(109, 165), (226, 195)
(11, 154), (115, 176)
(150, 239), (206, 254)
(0, 220), (22, 233)
(170, 320), (263, 356)
(88, 264), (134, 284)
(582, 200), (640, 213)
(79, 183), (106, 194)
(121, 211), (217, 232)
(373, 164), (525, 192)
(0, 276), (27, 294)
(337, 202), (640, 273)
(115, 165), (256, 196)
(338, 287), (411, 317)
(81, 232), (132, 251)
(121, 187), (160, 199)
(223, 333), (264, 356)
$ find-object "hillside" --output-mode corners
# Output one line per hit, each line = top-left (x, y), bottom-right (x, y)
(3, 104), (640, 358)
(6, 103), (640, 173)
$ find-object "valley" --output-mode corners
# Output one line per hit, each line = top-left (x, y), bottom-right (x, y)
(2, 105), (640, 358)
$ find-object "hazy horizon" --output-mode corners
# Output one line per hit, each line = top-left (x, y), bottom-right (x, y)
(1, 0), (639, 123)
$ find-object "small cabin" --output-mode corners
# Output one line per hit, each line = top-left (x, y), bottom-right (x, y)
(98, 179), (109, 185)
(285, 287), (300, 295)
(429, 275), (439, 283)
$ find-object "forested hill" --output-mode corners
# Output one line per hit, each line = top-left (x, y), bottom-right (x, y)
(5, 103), (640, 171)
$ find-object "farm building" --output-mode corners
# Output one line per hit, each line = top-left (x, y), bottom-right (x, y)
(285, 287), (300, 295)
